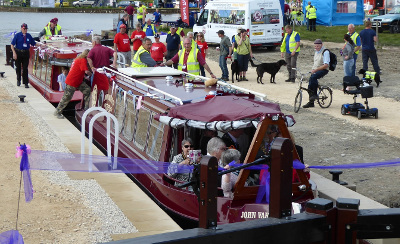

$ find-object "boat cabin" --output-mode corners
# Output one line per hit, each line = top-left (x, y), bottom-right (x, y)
(76, 66), (314, 225)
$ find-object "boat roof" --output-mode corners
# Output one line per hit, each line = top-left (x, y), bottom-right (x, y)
(42, 38), (92, 58)
(168, 96), (283, 122)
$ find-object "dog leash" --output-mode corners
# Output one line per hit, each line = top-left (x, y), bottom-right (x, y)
(251, 57), (263, 64)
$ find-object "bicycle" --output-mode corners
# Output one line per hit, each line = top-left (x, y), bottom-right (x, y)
(293, 68), (333, 113)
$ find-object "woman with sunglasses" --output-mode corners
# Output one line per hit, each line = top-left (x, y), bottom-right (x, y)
(196, 33), (208, 77)
(167, 138), (196, 183)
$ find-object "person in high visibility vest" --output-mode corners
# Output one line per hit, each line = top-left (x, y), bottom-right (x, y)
(39, 18), (62, 40)
(280, 25), (300, 83)
(180, 32), (198, 50)
(142, 19), (157, 36)
(231, 27), (242, 61)
(164, 36), (216, 78)
(347, 23), (361, 76)
(137, 3), (146, 25)
(131, 38), (157, 67)
(305, 1), (311, 30)
(308, 5), (317, 31)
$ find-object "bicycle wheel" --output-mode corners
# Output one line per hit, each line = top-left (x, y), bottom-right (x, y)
(317, 87), (332, 108)
(294, 90), (302, 113)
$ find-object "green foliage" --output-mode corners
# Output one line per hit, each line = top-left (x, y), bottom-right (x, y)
(292, 25), (400, 47)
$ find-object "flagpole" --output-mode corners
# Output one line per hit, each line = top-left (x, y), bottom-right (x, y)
(16, 171), (23, 230)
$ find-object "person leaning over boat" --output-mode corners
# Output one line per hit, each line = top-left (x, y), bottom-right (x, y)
(11, 23), (42, 88)
(131, 38), (157, 67)
(167, 138), (196, 184)
(54, 49), (92, 119)
(164, 37), (216, 78)
(88, 36), (117, 91)
(114, 24), (131, 67)
(38, 18), (62, 40)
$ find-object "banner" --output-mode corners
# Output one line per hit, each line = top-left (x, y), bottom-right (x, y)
(180, 0), (190, 26)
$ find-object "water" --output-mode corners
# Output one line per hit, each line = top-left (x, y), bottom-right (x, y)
(0, 12), (179, 53)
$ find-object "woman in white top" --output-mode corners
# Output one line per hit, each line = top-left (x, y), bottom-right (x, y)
(220, 149), (241, 198)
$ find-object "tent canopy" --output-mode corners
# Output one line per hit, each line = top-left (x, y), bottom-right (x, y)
(167, 96), (283, 122)
(304, 0), (365, 26)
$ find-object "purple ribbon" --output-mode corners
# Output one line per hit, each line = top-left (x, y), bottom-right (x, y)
(16, 145), (33, 203)
(0, 230), (24, 244)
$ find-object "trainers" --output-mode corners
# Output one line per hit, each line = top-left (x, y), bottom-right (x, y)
(53, 111), (64, 119)
(17, 81), (21, 86)
(285, 78), (291, 82)
(302, 102), (315, 108)
(242, 77), (249, 81)
(223, 77), (229, 81)
(309, 95), (318, 101)
(24, 84), (29, 88)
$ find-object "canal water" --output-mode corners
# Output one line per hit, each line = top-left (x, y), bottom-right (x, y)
(0, 12), (179, 53)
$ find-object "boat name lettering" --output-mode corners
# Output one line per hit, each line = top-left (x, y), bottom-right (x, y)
(241, 211), (269, 219)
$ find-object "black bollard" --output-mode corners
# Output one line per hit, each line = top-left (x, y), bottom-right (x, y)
(329, 170), (348, 185)
(18, 95), (26, 103)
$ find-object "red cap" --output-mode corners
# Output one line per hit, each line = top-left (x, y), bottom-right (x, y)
(50, 18), (57, 24)
(120, 24), (127, 29)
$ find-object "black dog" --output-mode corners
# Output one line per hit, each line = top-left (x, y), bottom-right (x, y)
(249, 59), (287, 84)
(358, 69), (382, 87)
(231, 59), (240, 83)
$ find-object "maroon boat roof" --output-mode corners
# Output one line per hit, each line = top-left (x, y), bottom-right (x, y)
(167, 96), (283, 122)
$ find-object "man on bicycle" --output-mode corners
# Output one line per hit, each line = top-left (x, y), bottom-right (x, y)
(303, 39), (330, 108)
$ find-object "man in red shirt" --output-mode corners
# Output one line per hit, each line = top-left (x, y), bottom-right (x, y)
(114, 24), (131, 67)
(150, 34), (167, 64)
(54, 49), (92, 119)
(124, 3), (135, 29)
(130, 23), (146, 55)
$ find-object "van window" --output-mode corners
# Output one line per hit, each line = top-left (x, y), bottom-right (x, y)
(251, 9), (280, 25)
(211, 10), (245, 25)
(197, 9), (208, 26)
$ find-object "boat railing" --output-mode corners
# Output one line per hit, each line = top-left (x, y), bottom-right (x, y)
(103, 67), (184, 105)
(81, 107), (119, 171)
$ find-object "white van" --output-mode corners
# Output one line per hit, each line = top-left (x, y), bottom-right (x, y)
(193, 0), (283, 50)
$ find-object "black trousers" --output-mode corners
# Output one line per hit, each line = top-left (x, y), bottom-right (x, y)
(309, 18), (316, 31)
(15, 50), (30, 85)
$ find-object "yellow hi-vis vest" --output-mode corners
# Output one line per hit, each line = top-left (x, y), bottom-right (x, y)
(365, 71), (376, 80)
(137, 6), (144, 19)
(180, 39), (197, 50)
(305, 5), (310, 18)
(178, 47), (200, 75)
(131, 46), (149, 67)
(233, 34), (240, 53)
(308, 7), (316, 19)
(291, 11), (297, 20)
(44, 23), (62, 40)
(280, 31), (300, 53)
(347, 31), (360, 54)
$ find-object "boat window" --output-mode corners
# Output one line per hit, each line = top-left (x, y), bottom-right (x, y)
(45, 54), (51, 86)
(33, 50), (39, 75)
(146, 111), (165, 160)
(122, 97), (137, 141)
(40, 54), (47, 81)
(35, 51), (43, 78)
(113, 91), (126, 134)
(134, 107), (151, 150)
(98, 90), (105, 108)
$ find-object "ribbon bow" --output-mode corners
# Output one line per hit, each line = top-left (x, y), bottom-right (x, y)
(16, 144), (33, 202)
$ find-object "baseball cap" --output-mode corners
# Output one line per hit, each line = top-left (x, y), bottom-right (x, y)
(314, 39), (323, 44)
(120, 24), (127, 29)
(237, 27), (243, 33)
(21, 23), (28, 29)
(50, 18), (57, 24)
(170, 24), (176, 28)
(216, 30), (224, 35)
(154, 33), (160, 38)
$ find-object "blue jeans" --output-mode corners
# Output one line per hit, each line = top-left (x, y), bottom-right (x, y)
(219, 55), (228, 78)
(343, 59), (354, 77)
(308, 69), (329, 100)
(351, 53), (358, 76)
(362, 49), (380, 74)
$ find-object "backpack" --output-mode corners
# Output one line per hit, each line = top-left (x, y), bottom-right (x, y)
(323, 49), (337, 71)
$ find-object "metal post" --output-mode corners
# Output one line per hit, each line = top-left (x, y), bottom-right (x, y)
(198, 155), (218, 229)
(269, 137), (293, 219)
(336, 198), (360, 244)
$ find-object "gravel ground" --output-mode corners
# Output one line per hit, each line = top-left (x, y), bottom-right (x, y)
(0, 63), (136, 243)
(205, 40), (400, 207)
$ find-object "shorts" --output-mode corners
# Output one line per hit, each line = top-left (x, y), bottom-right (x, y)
(237, 54), (249, 72)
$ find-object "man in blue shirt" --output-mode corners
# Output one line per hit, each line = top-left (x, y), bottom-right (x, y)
(153, 8), (162, 26)
(117, 14), (129, 33)
(143, 19), (157, 36)
(359, 20), (381, 74)
(165, 25), (180, 69)
(11, 23), (40, 88)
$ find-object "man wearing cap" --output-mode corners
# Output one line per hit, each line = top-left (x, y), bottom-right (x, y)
(150, 34), (167, 65)
(217, 30), (232, 81)
(130, 23), (146, 55)
(39, 18), (62, 40)
(131, 38), (157, 67)
(117, 14), (130, 33)
(143, 19), (157, 36)
(114, 24), (131, 67)
(231, 27), (242, 61)
(303, 39), (330, 108)
(166, 25), (181, 69)
(11, 23), (41, 88)
(280, 25), (300, 82)
(164, 36), (216, 78)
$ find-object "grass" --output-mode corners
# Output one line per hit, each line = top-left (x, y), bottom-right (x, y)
(291, 25), (400, 47)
